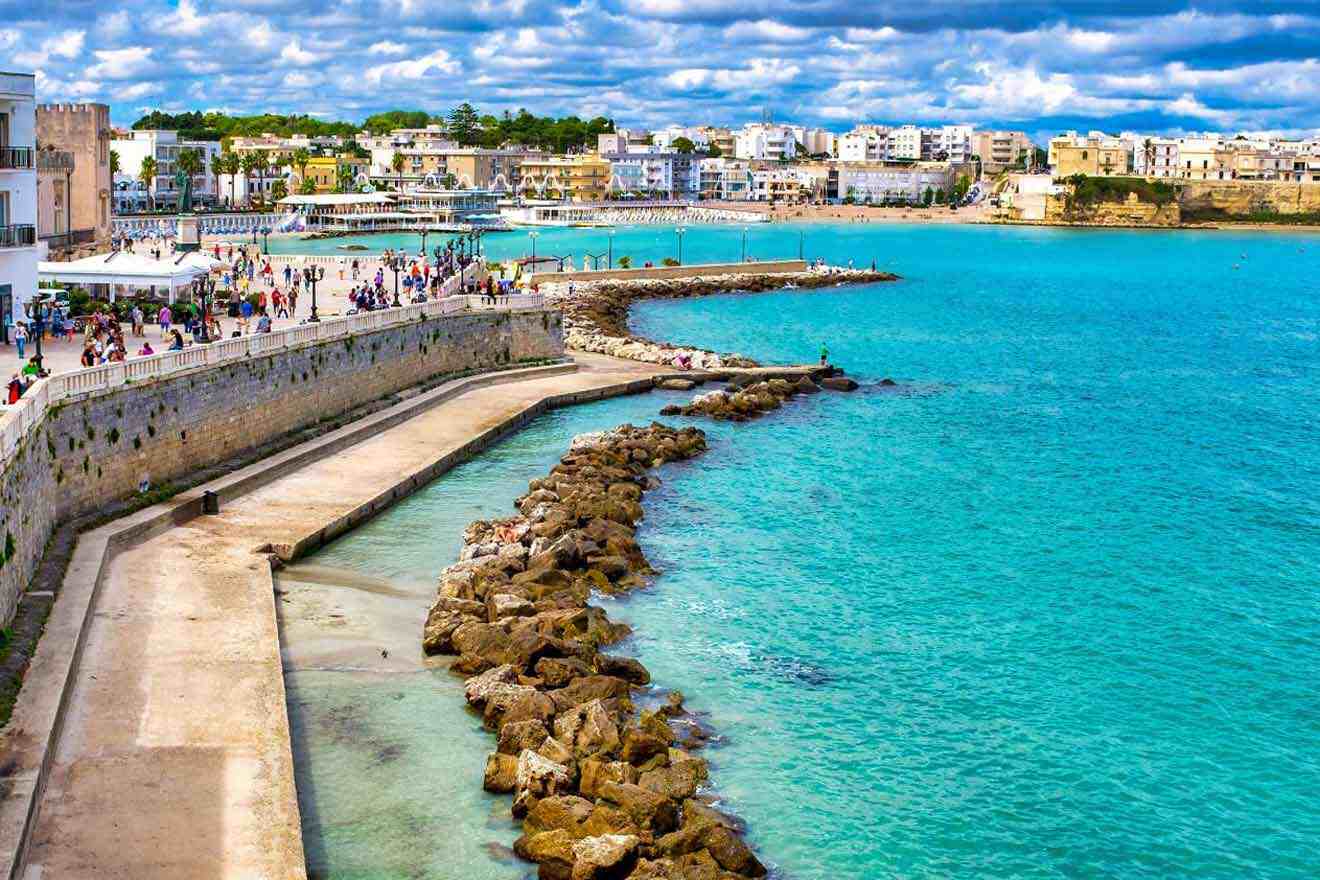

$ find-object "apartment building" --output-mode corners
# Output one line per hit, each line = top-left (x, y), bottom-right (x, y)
(229, 133), (345, 164)
(35, 102), (112, 253)
(734, 124), (800, 161)
(651, 126), (709, 152)
(371, 145), (541, 192)
(698, 157), (751, 200)
(111, 129), (221, 209)
(518, 155), (611, 201)
(971, 130), (1034, 170)
(837, 129), (889, 162)
(596, 129), (653, 155)
(604, 149), (697, 198)
(698, 127), (736, 157)
(0, 72), (38, 344)
(1132, 137), (1180, 178)
(1051, 134), (1133, 176)
(828, 161), (956, 205)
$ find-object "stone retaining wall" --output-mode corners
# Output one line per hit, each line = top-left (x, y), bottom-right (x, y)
(0, 309), (564, 625)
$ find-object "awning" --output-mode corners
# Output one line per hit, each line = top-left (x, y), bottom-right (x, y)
(38, 252), (210, 303)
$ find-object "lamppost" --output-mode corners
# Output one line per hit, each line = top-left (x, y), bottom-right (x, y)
(389, 254), (404, 307)
(798, 229), (805, 261)
(741, 226), (749, 263)
(260, 225), (271, 255)
(193, 274), (216, 343)
(302, 263), (324, 322)
(24, 294), (52, 377)
(529, 230), (539, 265)
(420, 227), (429, 257)
(675, 226), (686, 265)
(607, 229), (615, 269)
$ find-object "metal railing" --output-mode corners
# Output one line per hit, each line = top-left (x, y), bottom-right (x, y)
(0, 146), (34, 170)
(0, 279), (548, 468)
(0, 224), (37, 247)
(40, 228), (96, 249)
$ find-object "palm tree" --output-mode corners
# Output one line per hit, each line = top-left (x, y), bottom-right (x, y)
(110, 149), (120, 179)
(268, 153), (283, 203)
(175, 148), (201, 207)
(391, 151), (405, 191)
(221, 152), (240, 208)
(270, 178), (288, 202)
(292, 147), (311, 191)
(210, 152), (226, 205)
(139, 156), (157, 211)
(239, 152), (261, 206)
(1143, 138), (1156, 178)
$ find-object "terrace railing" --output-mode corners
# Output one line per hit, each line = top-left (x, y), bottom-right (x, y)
(0, 283), (549, 468)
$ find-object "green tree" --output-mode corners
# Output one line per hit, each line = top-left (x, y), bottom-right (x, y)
(298, 177), (317, 195)
(934, 188), (946, 205)
(209, 151), (226, 205)
(922, 186), (935, 207)
(448, 103), (481, 146)
(361, 110), (430, 135)
(175, 148), (202, 206)
(239, 152), (262, 206)
(953, 174), (971, 203)
(617, 255), (632, 268)
(270, 178), (288, 202)
(391, 151), (405, 191)
(110, 149), (120, 177)
(671, 136), (695, 153)
(291, 147), (311, 191)
(221, 152), (240, 207)
(138, 156), (157, 210)
(706, 143), (722, 158)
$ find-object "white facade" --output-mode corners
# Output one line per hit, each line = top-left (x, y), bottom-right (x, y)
(834, 162), (955, 204)
(698, 157), (751, 200)
(935, 125), (974, 163)
(838, 132), (888, 162)
(110, 130), (222, 209)
(1133, 137), (1180, 178)
(651, 126), (709, 152)
(734, 124), (800, 161)
(0, 72), (38, 341)
(605, 151), (697, 197)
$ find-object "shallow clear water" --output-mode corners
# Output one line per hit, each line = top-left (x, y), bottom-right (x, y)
(287, 223), (1320, 879)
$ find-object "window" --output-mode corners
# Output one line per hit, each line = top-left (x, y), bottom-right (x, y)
(1081, 150), (1088, 160)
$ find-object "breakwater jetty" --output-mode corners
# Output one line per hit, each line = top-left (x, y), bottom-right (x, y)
(426, 423), (771, 879)
(539, 262), (898, 369)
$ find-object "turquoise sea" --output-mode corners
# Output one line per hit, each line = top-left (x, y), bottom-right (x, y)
(283, 223), (1320, 879)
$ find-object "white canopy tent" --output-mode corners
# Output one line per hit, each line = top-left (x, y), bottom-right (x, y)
(38, 252), (210, 303)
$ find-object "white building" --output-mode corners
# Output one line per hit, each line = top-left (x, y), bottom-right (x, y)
(838, 130), (889, 162)
(698, 157), (751, 200)
(832, 162), (955, 204)
(651, 126), (709, 152)
(1133, 137), (1180, 178)
(794, 127), (836, 157)
(1, 72), (38, 344)
(596, 129), (652, 155)
(734, 124), (800, 161)
(934, 125), (974, 163)
(605, 149), (697, 197)
(111, 130), (222, 209)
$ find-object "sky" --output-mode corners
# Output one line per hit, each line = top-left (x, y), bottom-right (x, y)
(4, 0), (1320, 142)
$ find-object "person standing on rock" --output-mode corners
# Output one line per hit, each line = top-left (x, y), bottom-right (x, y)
(820, 343), (829, 366)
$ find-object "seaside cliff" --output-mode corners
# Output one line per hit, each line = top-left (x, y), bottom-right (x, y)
(542, 267), (897, 369)
(424, 424), (770, 879)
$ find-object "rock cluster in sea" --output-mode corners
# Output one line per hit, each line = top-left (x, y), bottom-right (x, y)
(423, 423), (768, 880)
(658, 375), (826, 421)
(541, 268), (896, 369)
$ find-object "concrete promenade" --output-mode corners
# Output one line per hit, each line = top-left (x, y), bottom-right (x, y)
(11, 353), (664, 879)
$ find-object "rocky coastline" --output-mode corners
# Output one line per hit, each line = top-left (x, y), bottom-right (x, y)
(541, 267), (897, 370)
(423, 423), (772, 880)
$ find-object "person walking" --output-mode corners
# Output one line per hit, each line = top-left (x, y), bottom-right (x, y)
(131, 303), (145, 337)
(13, 323), (26, 360)
(158, 304), (172, 340)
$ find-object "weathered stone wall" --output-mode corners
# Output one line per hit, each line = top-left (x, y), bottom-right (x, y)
(0, 308), (563, 624)
(1178, 181), (1320, 217)
(1043, 192), (1181, 227)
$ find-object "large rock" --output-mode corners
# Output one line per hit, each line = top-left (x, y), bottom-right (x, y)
(820, 376), (859, 391)
(452, 621), (513, 667)
(514, 749), (572, 817)
(570, 834), (640, 880)
(578, 758), (640, 798)
(536, 656), (592, 688)
(550, 675), (633, 712)
(421, 609), (469, 655)
(702, 825), (766, 876)
(638, 758), (707, 800)
(594, 655), (650, 685)
(656, 378), (697, 391)
(483, 752), (518, 793)
(489, 592), (537, 621)
(523, 794), (595, 837)
(554, 699), (622, 760)
(498, 719), (550, 755)
(514, 828), (577, 880)
(596, 782), (678, 835)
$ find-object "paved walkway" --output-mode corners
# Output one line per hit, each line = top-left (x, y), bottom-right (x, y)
(22, 354), (662, 879)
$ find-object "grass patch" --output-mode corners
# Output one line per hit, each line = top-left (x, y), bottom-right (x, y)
(1181, 207), (1320, 225)
(1064, 174), (1179, 206)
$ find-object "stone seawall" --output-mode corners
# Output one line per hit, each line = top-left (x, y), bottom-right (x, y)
(0, 309), (564, 626)
(543, 268), (898, 369)
(531, 260), (808, 285)
(1180, 180), (1320, 217)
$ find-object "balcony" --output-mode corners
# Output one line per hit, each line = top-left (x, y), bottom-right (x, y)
(0, 224), (37, 248)
(40, 228), (95, 250)
(0, 146), (35, 171)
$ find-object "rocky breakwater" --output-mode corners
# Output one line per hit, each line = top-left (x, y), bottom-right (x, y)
(542, 267), (897, 369)
(659, 372), (863, 421)
(423, 423), (768, 880)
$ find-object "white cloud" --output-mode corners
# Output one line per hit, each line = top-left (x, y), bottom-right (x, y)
(13, 29), (85, 68)
(86, 46), (153, 80)
(114, 82), (160, 101)
(280, 40), (317, 65)
(368, 40), (408, 56)
(98, 11), (131, 39)
(364, 49), (461, 85)
(723, 20), (812, 42)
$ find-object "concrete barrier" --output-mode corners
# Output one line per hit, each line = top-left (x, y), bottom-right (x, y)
(529, 259), (808, 285)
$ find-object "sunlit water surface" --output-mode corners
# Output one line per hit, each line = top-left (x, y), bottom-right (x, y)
(284, 223), (1320, 879)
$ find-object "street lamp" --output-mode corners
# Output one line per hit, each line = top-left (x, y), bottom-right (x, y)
(24, 294), (53, 377)
(741, 226), (749, 263)
(607, 228), (615, 269)
(420, 227), (429, 257)
(302, 263), (324, 322)
(675, 226), (686, 266)
(798, 229), (805, 261)
(529, 230), (540, 265)
(260, 225), (271, 255)
(389, 254), (403, 307)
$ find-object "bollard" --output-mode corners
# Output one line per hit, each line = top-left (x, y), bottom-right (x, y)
(202, 490), (220, 515)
